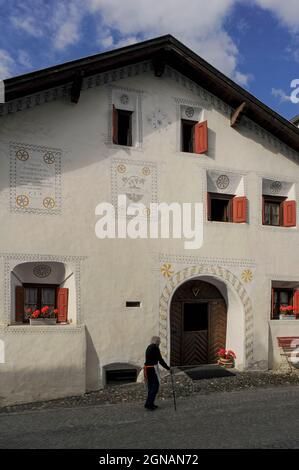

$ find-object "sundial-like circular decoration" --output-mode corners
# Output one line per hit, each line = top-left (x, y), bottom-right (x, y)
(160, 263), (174, 278)
(43, 197), (55, 209)
(33, 264), (51, 278)
(185, 107), (195, 118)
(270, 181), (282, 194)
(16, 194), (29, 208)
(43, 152), (55, 164)
(142, 167), (151, 176)
(120, 94), (129, 105)
(241, 269), (253, 283)
(117, 164), (127, 174)
(216, 175), (230, 190)
(16, 149), (29, 161)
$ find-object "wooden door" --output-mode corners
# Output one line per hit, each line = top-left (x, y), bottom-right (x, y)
(182, 302), (209, 365)
(208, 299), (227, 363)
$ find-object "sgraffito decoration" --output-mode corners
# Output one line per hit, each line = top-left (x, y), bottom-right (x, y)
(10, 142), (62, 215)
(112, 158), (158, 215)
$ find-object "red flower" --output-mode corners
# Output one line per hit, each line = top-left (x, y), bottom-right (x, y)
(25, 308), (32, 314)
(41, 306), (49, 314)
(32, 309), (40, 318)
(53, 309), (59, 315)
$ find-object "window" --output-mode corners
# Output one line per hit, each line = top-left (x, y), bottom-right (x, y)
(271, 286), (299, 320)
(207, 193), (247, 223)
(181, 119), (208, 154)
(112, 105), (133, 146)
(15, 284), (68, 324)
(126, 301), (141, 307)
(184, 303), (209, 331)
(181, 120), (196, 153)
(263, 196), (296, 227)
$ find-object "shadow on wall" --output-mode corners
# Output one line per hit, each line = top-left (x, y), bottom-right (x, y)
(0, 365), (86, 407)
(85, 328), (100, 391)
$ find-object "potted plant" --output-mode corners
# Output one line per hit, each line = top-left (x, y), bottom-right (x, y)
(26, 306), (59, 325)
(217, 348), (236, 368)
(279, 306), (297, 320)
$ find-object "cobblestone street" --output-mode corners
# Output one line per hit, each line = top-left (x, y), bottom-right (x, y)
(1, 384), (299, 449)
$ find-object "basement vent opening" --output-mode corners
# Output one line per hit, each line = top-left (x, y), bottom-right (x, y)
(126, 301), (141, 307)
(106, 368), (137, 385)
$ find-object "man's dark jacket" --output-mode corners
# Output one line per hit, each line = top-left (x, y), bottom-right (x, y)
(145, 343), (170, 370)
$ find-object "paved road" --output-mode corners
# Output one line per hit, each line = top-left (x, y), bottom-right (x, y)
(0, 385), (299, 449)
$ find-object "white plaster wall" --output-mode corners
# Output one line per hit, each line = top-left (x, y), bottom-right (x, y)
(0, 325), (86, 406)
(0, 64), (299, 401)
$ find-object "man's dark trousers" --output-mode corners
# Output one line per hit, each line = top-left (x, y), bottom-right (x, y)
(145, 368), (159, 408)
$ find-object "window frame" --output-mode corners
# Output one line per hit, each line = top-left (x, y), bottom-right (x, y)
(208, 192), (234, 223)
(113, 107), (133, 147)
(181, 119), (197, 153)
(263, 195), (286, 226)
(271, 287), (294, 320)
(22, 283), (58, 323)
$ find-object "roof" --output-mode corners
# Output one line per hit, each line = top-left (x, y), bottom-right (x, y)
(2, 34), (299, 152)
(291, 114), (299, 126)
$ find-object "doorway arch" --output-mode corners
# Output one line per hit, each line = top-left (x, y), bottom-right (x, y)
(159, 264), (254, 369)
(170, 279), (227, 366)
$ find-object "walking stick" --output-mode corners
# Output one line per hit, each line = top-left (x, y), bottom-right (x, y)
(170, 368), (177, 411)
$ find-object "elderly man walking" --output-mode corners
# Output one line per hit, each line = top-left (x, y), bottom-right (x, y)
(144, 336), (170, 410)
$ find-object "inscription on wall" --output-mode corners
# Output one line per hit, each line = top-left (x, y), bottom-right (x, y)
(10, 143), (62, 214)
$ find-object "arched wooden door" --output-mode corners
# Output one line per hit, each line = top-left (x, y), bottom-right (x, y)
(170, 280), (227, 366)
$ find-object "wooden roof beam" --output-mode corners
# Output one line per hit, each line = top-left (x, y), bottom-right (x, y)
(70, 70), (84, 104)
(231, 102), (246, 128)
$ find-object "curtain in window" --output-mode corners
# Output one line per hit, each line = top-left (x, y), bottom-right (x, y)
(41, 288), (55, 312)
(24, 288), (38, 319)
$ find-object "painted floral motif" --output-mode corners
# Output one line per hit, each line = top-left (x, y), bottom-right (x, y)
(142, 167), (151, 176)
(147, 110), (171, 130)
(16, 194), (29, 207)
(43, 197), (55, 209)
(216, 175), (230, 190)
(117, 164), (127, 174)
(185, 107), (194, 118)
(16, 149), (29, 161)
(241, 269), (253, 283)
(33, 264), (51, 278)
(43, 152), (56, 164)
(160, 263), (174, 278)
(120, 94), (129, 105)
(270, 181), (282, 194)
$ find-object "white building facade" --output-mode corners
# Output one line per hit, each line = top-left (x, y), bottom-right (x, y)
(1, 36), (299, 405)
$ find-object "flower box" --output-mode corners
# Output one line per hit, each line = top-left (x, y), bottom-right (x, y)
(29, 318), (57, 325)
(279, 314), (296, 320)
(218, 357), (234, 368)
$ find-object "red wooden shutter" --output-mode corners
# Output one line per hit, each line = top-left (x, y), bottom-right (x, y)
(293, 290), (299, 314)
(232, 196), (247, 223)
(207, 192), (211, 221)
(15, 286), (24, 323)
(112, 105), (118, 144)
(194, 120), (208, 154)
(56, 288), (69, 323)
(282, 200), (296, 227)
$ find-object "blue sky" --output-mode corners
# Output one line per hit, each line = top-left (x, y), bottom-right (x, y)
(0, 0), (298, 120)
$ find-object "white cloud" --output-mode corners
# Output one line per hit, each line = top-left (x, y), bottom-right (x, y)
(87, 0), (252, 84)
(10, 15), (43, 37)
(0, 49), (15, 79)
(271, 87), (292, 103)
(253, 1), (299, 32)
(17, 50), (32, 69)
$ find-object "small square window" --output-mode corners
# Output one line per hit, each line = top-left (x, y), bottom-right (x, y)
(263, 196), (285, 226)
(126, 301), (141, 308)
(208, 193), (233, 222)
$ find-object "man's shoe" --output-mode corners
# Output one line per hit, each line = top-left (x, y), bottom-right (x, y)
(144, 404), (156, 410)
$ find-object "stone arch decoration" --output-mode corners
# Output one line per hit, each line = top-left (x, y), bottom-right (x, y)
(159, 265), (254, 365)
